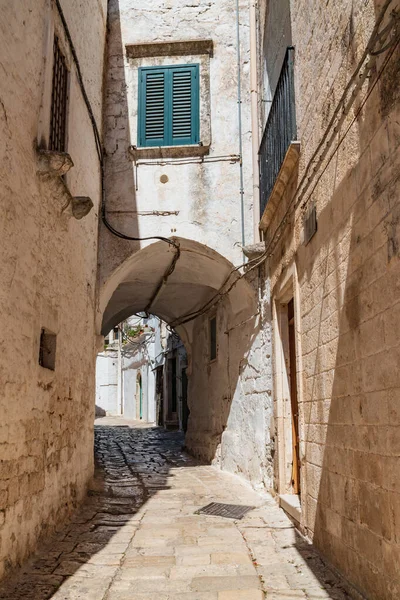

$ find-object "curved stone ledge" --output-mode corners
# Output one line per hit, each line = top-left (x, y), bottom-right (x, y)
(260, 141), (301, 231)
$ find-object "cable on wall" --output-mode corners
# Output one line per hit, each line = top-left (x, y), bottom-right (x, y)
(235, 0), (246, 255)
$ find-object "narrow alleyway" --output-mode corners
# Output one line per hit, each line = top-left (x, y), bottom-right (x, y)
(0, 421), (351, 600)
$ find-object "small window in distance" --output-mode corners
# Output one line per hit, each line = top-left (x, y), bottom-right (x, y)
(113, 326), (119, 340)
(210, 316), (217, 361)
(39, 329), (57, 370)
(49, 36), (68, 152)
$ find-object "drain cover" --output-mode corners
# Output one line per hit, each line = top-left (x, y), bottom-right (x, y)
(195, 502), (254, 520)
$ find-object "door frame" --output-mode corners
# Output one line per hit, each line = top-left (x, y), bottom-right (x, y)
(272, 263), (304, 498)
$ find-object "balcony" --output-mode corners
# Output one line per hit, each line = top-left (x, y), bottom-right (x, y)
(259, 47), (300, 229)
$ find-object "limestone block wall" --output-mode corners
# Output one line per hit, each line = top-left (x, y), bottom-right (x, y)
(0, 0), (106, 579)
(261, 0), (400, 597)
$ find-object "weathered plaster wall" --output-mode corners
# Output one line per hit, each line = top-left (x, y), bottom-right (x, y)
(96, 317), (159, 421)
(185, 271), (274, 490)
(96, 350), (120, 415)
(100, 0), (254, 284)
(260, 0), (400, 597)
(0, 0), (106, 579)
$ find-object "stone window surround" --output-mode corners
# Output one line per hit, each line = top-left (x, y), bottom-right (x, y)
(37, 7), (72, 156)
(271, 262), (304, 504)
(126, 39), (213, 160)
(37, 300), (59, 384)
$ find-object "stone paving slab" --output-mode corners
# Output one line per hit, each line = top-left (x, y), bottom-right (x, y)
(0, 421), (352, 600)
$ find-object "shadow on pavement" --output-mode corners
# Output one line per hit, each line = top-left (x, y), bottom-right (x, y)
(0, 425), (192, 600)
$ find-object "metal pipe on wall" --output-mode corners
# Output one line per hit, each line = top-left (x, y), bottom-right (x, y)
(249, 0), (261, 242)
(235, 0), (246, 255)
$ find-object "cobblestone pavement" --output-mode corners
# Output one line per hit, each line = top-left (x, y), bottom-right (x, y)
(0, 419), (351, 600)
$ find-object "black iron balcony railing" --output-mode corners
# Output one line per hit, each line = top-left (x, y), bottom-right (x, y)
(259, 47), (297, 217)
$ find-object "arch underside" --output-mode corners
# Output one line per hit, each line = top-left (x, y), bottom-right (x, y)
(100, 238), (253, 335)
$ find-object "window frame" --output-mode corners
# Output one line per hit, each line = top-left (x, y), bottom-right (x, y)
(49, 35), (70, 153)
(138, 63), (200, 148)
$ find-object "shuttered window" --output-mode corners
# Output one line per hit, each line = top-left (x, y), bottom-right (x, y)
(138, 64), (199, 147)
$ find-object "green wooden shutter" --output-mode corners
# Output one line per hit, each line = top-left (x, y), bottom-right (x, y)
(139, 68), (167, 147)
(171, 65), (199, 146)
(138, 64), (199, 147)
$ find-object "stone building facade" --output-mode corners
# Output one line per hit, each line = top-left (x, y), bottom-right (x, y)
(96, 316), (160, 421)
(256, 0), (400, 598)
(0, 0), (106, 579)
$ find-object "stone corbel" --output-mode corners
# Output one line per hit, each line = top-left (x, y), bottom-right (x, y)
(37, 150), (74, 177)
(242, 242), (266, 260)
(36, 149), (94, 219)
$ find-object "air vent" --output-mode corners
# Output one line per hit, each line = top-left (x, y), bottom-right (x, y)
(303, 204), (317, 245)
(39, 329), (57, 371)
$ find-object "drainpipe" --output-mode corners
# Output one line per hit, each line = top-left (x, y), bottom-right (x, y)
(235, 0), (246, 254)
(250, 0), (260, 242)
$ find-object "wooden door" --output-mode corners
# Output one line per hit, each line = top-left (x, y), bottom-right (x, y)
(288, 299), (301, 495)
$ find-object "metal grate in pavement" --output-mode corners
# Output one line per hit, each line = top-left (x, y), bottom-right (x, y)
(195, 502), (255, 520)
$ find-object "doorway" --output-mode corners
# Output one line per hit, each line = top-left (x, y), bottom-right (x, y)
(287, 298), (300, 495)
(170, 357), (177, 416)
(136, 372), (143, 420)
(181, 368), (189, 432)
(273, 278), (302, 503)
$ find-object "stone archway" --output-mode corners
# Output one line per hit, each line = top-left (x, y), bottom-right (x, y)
(97, 237), (274, 490)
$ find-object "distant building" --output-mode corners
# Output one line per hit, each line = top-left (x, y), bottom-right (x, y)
(96, 316), (188, 429)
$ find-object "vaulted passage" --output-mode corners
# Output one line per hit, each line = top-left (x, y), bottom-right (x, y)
(100, 238), (254, 336)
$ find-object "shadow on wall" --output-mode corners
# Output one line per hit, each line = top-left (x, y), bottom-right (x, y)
(185, 293), (264, 471)
(100, 0), (141, 278)
(95, 404), (107, 417)
(295, 5), (400, 598)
